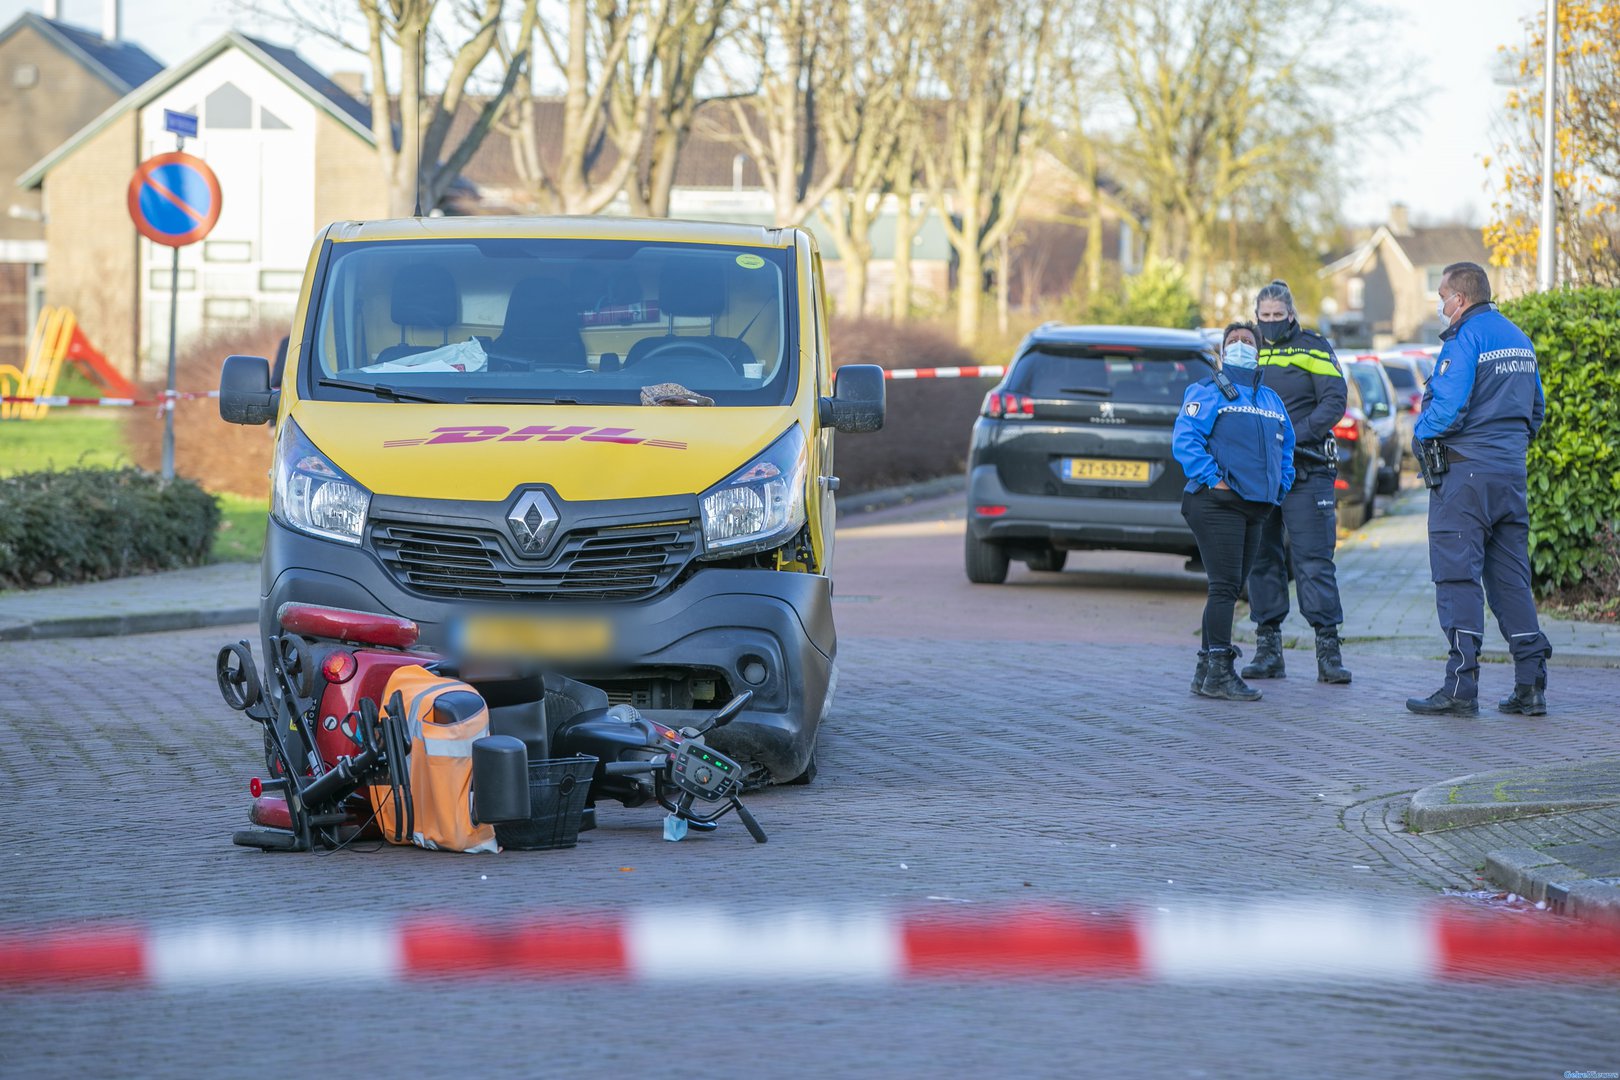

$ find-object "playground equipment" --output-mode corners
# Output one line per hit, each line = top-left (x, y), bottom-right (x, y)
(0, 307), (136, 420)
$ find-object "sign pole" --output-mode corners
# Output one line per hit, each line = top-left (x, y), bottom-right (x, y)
(130, 110), (211, 482)
(163, 240), (180, 480)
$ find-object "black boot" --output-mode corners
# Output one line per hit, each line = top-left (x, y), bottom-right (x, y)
(1498, 683), (1547, 716)
(1315, 629), (1352, 684)
(1199, 647), (1262, 701)
(1405, 689), (1479, 717)
(1191, 650), (1209, 696)
(1242, 626), (1285, 679)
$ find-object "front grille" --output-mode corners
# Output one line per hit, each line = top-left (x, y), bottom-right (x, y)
(371, 518), (699, 601)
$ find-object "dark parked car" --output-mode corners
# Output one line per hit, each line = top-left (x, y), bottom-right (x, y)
(964, 325), (1214, 582)
(1346, 358), (1403, 497)
(1333, 374), (1382, 529)
(1378, 354), (1426, 461)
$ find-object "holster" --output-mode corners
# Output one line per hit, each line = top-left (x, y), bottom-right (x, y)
(1415, 439), (1449, 489)
(1294, 434), (1339, 475)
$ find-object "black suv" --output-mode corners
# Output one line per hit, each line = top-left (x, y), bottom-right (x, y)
(964, 325), (1216, 583)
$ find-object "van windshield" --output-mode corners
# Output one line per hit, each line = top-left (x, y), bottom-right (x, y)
(304, 238), (795, 406)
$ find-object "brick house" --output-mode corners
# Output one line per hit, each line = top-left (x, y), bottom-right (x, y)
(0, 8), (161, 361)
(19, 32), (385, 381)
(1317, 204), (1501, 350)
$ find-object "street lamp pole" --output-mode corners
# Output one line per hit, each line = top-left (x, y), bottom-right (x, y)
(1537, 0), (1558, 291)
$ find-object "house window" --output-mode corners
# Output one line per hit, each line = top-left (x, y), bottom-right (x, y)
(149, 268), (197, 290)
(1425, 266), (1445, 291)
(259, 270), (302, 292)
(13, 63), (39, 88)
(260, 106), (290, 130)
(205, 82), (253, 129)
(1347, 277), (1365, 311)
(204, 240), (253, 262)
(204, 298), (254, 323)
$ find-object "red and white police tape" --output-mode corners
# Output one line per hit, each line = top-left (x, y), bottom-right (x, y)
(882, 365), (1007, 381)
(0, 390), (218, 408)
(2, 904), (1616, 987)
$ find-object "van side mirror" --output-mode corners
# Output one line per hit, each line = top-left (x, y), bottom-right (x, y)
(219, 354), (279, 426)
(819, 363), (885, 433)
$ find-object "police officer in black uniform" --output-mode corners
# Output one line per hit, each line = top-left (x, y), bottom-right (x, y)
(1406, 262), (1552, 716)
(1242, 279), (1353, 685)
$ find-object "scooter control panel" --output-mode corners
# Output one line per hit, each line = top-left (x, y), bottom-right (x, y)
(670, 740), (742, 801)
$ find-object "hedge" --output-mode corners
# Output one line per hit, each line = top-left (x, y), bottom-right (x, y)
(1498, 287), (1620, 594)
(830, 317), (992, 492)
(0, 468), (221, 590)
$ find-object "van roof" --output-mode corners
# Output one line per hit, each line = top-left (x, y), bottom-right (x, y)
(327, 216), (796, 247)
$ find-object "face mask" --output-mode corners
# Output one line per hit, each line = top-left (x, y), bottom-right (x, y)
(1437, 294), (1453, 323)
(1222, 341), (1258, 369)
(1257, 318), (1292, 344)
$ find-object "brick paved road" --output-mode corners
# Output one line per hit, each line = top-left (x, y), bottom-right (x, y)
(1, 502), (1616, 1078)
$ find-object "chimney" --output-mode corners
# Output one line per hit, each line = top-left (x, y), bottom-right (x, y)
(1389, 202), (1411, 236)
(331, 71), (366, 99)
(44, 0), (60, 19)
(102, 0), (120, 40)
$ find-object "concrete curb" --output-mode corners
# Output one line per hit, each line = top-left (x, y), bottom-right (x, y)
(840, 474), (965, 516)
(1484, 847), (1620, 926)
(1406, 764), (1620, 833)
(0, 607), (259, 642)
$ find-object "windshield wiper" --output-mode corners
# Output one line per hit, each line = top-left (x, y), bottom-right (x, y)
(461, 395), (610, 405)
(1059, 386), (1113, 396)
(318, 378), (446, 404)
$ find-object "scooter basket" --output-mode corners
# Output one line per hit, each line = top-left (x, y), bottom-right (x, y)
(495, 755), (598, 851)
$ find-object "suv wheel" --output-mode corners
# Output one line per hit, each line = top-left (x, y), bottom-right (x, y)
(1024, 546), (1067, 572)
(964, 533), (1010, 584)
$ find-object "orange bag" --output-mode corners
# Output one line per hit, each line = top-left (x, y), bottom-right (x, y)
(369, 664), (499, 854)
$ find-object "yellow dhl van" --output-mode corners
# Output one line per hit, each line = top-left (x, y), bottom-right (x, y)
(218, 217), (884, 783)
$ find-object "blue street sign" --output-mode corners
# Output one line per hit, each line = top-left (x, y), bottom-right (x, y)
(126, 152), (221, 248)
(163, 109), (198, 140)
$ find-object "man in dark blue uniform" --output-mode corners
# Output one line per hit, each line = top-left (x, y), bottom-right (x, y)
(1406, 262), (1552, 717)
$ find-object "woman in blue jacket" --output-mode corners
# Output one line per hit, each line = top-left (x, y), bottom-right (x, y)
(1174, 323), (1296, 701)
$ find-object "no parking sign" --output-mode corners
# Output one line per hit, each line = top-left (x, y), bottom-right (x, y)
(126, 151), (221, 247)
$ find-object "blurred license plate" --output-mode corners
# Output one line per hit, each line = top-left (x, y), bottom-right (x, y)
(456, 613), (613, 661)
(1065, 458), (1151, 483)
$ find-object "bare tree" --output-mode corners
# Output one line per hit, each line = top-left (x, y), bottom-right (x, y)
(1103, 0), (1410, 300)
(716, 0), (856, 228)
(921, 0), (1067, 343)
(888, 117), (924, 323)
(814, 2), (925, 317)
(364, 0), (529, 216)
(498, 0), (662, 215)
(620, 0), (735, 217)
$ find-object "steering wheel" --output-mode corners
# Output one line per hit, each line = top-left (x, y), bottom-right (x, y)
(629, 338), (741, 373)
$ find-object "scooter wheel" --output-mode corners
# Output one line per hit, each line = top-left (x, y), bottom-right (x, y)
(216, 641), (261, 712)
(276, 635), (316, 698)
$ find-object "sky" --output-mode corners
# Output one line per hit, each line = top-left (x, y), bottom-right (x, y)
(9, 0), (1546, 228)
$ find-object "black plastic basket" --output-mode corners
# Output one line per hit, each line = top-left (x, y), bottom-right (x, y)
(495, 755), (598, 851)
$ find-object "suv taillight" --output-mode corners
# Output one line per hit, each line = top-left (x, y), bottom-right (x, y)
(982, 391), (1034, 419)
(1332, 413), (1359, 440)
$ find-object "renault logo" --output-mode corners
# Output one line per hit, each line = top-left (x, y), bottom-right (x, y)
(507, 490), (559, 554)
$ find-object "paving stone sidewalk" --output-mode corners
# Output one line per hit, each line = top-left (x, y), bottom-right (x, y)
(1236, 484), (1620, 668)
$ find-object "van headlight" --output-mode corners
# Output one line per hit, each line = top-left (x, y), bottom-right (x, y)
(699, 425), (807, 556)
(272, 419), (372, 545)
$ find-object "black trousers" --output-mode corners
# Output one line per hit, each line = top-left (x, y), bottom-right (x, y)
(1247, 469), (1345, 632)
(1183, 488), (1274, 652)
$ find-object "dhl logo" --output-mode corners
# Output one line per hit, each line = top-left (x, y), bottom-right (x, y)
(383, 425), (688, 450)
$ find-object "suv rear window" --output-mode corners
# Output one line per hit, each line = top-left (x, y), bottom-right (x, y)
(1381, 361), (1418, 391)
(1010, 347), (1209, 404)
